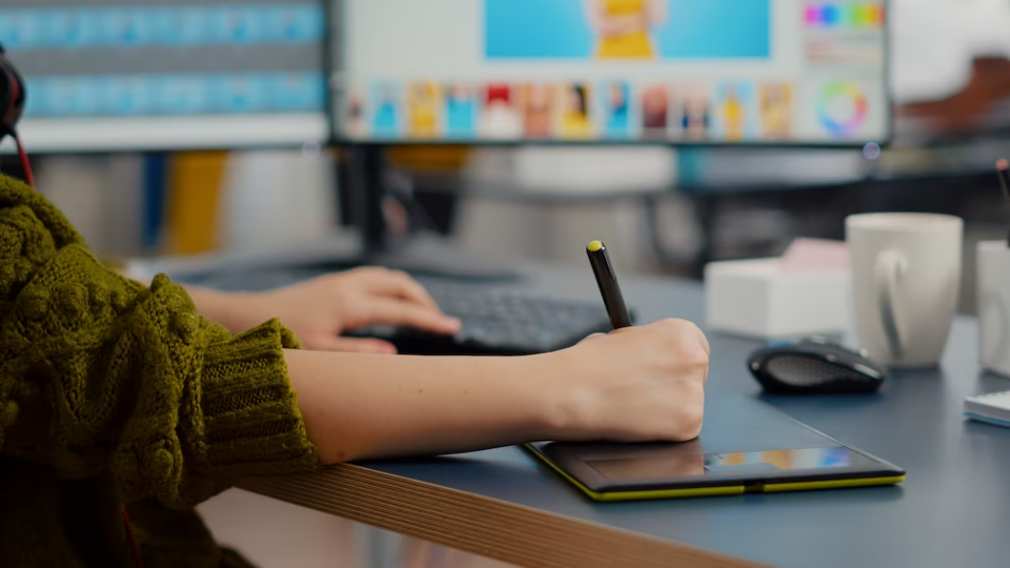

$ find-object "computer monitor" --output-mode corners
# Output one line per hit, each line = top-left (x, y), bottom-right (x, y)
(330, 0), (890, 147)
(1, 0), (329, 153)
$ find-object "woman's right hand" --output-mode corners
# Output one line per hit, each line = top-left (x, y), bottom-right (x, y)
(544, 319), (710, 444)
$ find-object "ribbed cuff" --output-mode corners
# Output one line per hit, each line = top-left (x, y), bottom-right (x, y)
(200, 319), (320, 479)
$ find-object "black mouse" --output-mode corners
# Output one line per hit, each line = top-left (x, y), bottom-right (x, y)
(747, 337), (887, 394)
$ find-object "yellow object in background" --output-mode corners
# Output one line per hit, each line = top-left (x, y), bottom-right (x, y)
(596, 0), (655, 59)
(386, 145), (471, 172)
(406, 82), (442, 139)
(166, 151), (228, 255)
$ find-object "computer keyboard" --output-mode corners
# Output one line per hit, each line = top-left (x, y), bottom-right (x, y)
(172, 267), (620, 356)
(351, 279), (620, 356)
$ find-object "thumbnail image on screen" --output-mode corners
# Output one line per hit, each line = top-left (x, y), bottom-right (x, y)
(332, 0), (889, 146)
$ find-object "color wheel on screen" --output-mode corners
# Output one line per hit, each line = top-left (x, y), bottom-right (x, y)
(818, 81), (867, 138)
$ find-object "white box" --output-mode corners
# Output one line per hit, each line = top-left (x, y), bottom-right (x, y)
(977, 241), (1010, 378)
(705, 258), (851, 339)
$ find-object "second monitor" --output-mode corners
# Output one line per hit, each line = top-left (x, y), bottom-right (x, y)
(3, 0), (329, 152)
(330, 0), (890, 146)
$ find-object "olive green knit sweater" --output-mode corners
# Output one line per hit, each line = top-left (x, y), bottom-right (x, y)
(0, 175), (322, 567)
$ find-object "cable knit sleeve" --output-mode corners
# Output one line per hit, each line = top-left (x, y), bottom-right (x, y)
(0, 175), (320, 509)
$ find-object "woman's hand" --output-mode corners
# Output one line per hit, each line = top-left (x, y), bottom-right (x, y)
(210, 268), (460, 353)
(547, 319), (710, 443)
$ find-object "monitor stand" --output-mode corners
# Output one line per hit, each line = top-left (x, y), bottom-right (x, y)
(323, 144), (520, 281)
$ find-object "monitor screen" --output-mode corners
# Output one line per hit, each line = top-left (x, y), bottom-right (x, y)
(331, 0), (889, 146)
(2, 0), (328, 152)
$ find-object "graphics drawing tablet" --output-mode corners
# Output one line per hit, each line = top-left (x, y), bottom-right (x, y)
(525, 397), (905, 502)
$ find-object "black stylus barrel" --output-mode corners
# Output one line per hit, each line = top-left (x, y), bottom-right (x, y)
(587, 241), (633, 330)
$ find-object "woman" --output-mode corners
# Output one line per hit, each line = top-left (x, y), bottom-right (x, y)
(0, 175), (708, 567)
(407, 82), (440, 139)
(560, 84), (592, 138)
(444, 83), (477, 137)
(345, 89), (368, 138)
(520, 84), (555, 138)
(479, 84), (523, 139)
(641, 83), (671, 135)
(372, 85), (399, 135)
(605, 82), (630, 135)
(722, 85), (746, 141)
(586, 0), (667, 60)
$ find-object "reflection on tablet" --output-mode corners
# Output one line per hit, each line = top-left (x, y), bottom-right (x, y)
(587, 447), (866, 482)
(588, 452), (707, 481)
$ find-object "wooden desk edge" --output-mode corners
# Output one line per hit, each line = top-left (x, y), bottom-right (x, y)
(239, 464), (767, 568)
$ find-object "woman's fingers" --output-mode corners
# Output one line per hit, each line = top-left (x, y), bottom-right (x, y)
(362, 299), (462, 335)
(356, 269), (439, 309)
(310, 336), (399, 355)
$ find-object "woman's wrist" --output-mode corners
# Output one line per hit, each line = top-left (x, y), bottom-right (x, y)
(286, 349), (585, 463)
(529, 349), (596, 442)
(183, 286), (261, 334)
(505, 352), (582, 441)
(537, 345), (606, 442)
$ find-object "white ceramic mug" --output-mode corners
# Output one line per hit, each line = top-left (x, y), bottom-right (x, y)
(846, 213), (963, 368)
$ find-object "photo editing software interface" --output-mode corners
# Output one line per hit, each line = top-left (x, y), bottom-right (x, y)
(333, 0), (888, 145)
(0, 0), (328, 151)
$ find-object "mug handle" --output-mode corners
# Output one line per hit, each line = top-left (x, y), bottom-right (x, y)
(876, 249), (908, 361)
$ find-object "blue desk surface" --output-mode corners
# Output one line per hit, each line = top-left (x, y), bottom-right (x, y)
(152, 255), (1010, 568)
(356, 266), (1010, 568)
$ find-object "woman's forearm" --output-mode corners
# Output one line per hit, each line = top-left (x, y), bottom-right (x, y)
(285, 349), (567, 463)
(127, 275), (255, 334)
(180, 285), (256, 334)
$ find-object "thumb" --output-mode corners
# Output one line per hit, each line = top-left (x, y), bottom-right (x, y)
(307, 336), (399, 354)
(579, 333), (607, 345)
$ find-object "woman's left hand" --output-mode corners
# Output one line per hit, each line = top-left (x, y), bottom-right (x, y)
(204, 268), (460, 353)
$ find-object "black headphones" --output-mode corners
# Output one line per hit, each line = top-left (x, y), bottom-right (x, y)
(0, 43), (26, 139)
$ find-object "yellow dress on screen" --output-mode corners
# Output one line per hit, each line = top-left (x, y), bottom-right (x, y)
(596, 0), (655, 59)
(408, 84), (440, 138)
(410, 104), (437, 138)
(562, 112), (592, 138)
(723, 97), (745, 140)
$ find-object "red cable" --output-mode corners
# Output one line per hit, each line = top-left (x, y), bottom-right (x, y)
(121, 504), (145, 568)
(6, 66), (34, 189)
(12, 131), (34, 188)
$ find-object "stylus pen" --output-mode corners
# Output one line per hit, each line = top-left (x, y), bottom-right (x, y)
(998, 159), (1010, 248)
(587, 240), (633, 329)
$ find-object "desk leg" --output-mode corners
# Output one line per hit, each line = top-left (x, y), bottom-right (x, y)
(643, 193), (711, 278)
(692, 194), (716, 276)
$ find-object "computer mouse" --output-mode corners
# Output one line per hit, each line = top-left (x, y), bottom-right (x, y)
(747, 337), (887, 394)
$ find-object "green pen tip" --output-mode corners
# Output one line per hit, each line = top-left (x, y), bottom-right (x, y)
(587, 240), (604, 252)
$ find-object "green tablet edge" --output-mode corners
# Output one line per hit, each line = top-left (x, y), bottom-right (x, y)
(524, 443), (905, 503)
